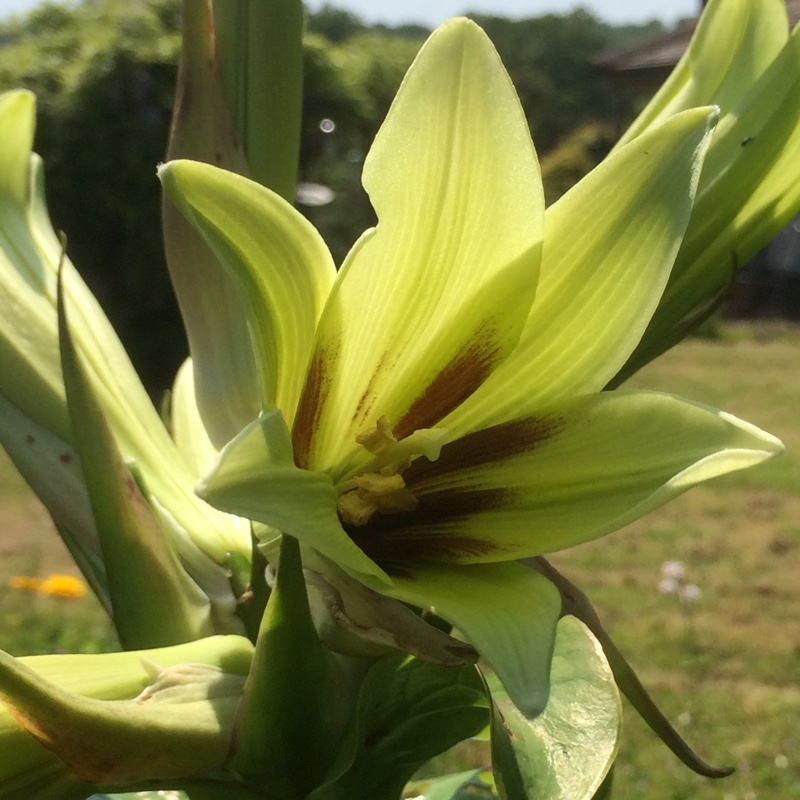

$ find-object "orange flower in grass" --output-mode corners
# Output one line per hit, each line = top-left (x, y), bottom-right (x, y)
(10, 574), (87, 598)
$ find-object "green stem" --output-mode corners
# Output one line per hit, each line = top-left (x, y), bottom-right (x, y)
(213, 0), (304, 202)
(228, 536), (346, 798)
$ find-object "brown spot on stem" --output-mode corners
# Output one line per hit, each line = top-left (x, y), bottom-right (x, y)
(292, 343), (336, 469)
(25, 434), (35, 444)
(393, 320), (502, 440)
(59, 453), (72, 464)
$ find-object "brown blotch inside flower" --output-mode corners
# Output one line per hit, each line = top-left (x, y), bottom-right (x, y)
(292, 344), (337, 469)
(351, 527), (501, 577)
(404, 415), (565, 485)
(351, 352), (388, 428)
(393, 320), (502, 441)
(346, 486), (512, 573)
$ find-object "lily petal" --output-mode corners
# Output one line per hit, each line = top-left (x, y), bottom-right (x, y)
(171, 358), (220, 482)
(384, 561), (561, 718)
(615, 0), (788, 149)
(163, 0), (260, 449)
(447, 106), (717, 434)
(627, 23), (800, 373)
(293, 18), (544, 477)
(160, 159), (336, 427)
(198, 410), (392, 588)
(356, 391), (783, 565)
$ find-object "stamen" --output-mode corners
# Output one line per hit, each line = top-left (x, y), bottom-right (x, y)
(355, 415), (396, 454)
(338, 416), (442, 526)
(338, 457), (419, 526)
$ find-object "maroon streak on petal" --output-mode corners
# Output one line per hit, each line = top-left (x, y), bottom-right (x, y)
(345, 487), (512, 572)
(351, 351), (388, 428)
(369, 487), (515, 530)
(404, 414), (565, 485)
(291, 342), (337, 469)
(350, 527), (500, 575)
(392, 319), (503, 441)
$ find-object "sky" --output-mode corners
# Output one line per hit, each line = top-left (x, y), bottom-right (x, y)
(0, 0), (701, 27)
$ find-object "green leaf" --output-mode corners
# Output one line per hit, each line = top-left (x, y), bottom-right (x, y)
(488, 617), (621, 800)
(0, 637), (253, 795)
(58, 268), (214, 648)
(0, 762), (90, 800)
(0, 654), (245, 787)
(535, 558), (734, 778)
(89, 794), (183, 800)
(407, 769), (496, 800)
(213, 0), (304, 202)
(0, 390), (109, 608)
(322, 655), (488, 800)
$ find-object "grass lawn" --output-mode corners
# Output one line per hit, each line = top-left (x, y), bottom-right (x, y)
(0, 321), (798, 799)
(551, 322), (800, 800)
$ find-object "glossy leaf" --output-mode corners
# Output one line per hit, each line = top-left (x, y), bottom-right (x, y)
(489, 617), (621, 800)
(536, 557), (734, 778)
(406, 770), (496, 800)
(319, 654), (488, 800)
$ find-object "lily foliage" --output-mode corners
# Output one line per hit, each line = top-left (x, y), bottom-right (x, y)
(0, 0), (796, 798)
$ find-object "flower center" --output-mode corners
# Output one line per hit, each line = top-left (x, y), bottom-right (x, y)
(336, 416), (419, 526)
